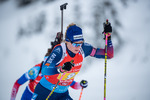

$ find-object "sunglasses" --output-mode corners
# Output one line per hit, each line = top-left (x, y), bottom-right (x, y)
(67, 37), (83, 47)
(72, 42), (82, 47)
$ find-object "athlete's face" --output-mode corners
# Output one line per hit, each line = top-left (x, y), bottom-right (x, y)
(66, 41), (83, 54)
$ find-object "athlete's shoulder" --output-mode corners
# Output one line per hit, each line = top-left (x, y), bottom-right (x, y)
(81, 42), (93, 57)
(27, 66), (40, 79)
(82, 42), (92, 46)
(45, 43), (65, 65)
(52, 43), (64, 54)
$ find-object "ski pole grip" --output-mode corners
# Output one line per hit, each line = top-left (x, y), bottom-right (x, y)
(60, 3), (68, 10)
(70, 60), (75, 67)
(106, 19), (108, 25)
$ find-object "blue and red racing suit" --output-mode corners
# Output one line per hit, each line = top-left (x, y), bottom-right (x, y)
(32, 41), (113, 100)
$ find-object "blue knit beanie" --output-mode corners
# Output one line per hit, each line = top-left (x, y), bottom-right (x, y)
(65, 25), (84, 42)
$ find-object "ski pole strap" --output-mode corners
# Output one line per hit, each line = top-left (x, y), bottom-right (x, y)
(79, 88), (83, 100)
(59, 72), (66, 81)
(105, 33), (108, 46)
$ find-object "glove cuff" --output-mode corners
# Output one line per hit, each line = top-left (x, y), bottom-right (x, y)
(108, 36), (111, 40)
(57, 66), (65, 73)
(15, 80), (21, 87)
(104, 35), (111, 40)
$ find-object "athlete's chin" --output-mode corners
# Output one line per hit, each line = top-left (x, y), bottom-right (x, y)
(73, 50), (79, 54)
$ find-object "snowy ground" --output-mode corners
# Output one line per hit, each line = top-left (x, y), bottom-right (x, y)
(0, 0), (150, 100)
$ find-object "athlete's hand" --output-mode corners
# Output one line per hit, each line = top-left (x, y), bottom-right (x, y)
(103, 19), (112, 40)
(103, 19), (112, 33)
(62, 61), (74, 71)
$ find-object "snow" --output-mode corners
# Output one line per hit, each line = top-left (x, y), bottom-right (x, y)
(0, 0), (150, 100)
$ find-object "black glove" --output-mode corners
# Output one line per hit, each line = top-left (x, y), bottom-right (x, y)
(80, 80), (88, 88)
(103, 21), (112, 33)
(103, 20), (112, 40)
(62, 61), (74, 71)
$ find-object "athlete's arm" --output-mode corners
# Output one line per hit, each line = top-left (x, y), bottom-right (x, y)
(10, 65), (40, 100)
(82, 40), (113, 59)
(70, 81), (82, 90)
(42, 45), (63, 75)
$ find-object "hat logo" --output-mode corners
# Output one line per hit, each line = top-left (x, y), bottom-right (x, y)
(73, 35), (83, 40)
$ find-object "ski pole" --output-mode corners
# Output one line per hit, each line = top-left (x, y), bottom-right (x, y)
(46, 72), (66, 100)
(46, 60), (74, 100)
(79, 88), (83, 100)
(103, 19), (109, 100)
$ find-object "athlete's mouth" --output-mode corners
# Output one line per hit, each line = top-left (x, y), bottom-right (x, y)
(75, 49), (79, 51)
